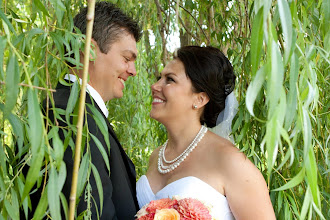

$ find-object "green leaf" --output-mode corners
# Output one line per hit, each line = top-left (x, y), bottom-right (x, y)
(49, 0), (66, 25)
(246, 65), (265, 117)
(286, 193), (300, 217)
(16, 176), (29, 219)
(8, 113), (24, 156)
(277, 87), (287, 127)
(285, 52), (299, 129)
(300, 186), (312, 220)
(0, 8), (16, 35)
(50, 31), (65, 57)
(48, 167), (61, 220)
(58, 161), (67, 193)
(22, 147), (45, 200)
(278, 126), (294, 166)
(0, 140), (8, 178)
(301, 107), (312, 159)
(90, 133), (110, 173)
(304, 82), (316, 108)
(4, 199), (19, 220)
(87, 103), (110, 150)
(60, 193), (69, 220)
(324, 28), (330, 52)
(0, 36), (6, 78)
(10, 189), (19, 219)
(66, 80), (79, 122)
(27, 89), (44, 156)
(0, 167), (5, 191)
(322, 0), (330, 37)
(77, 153), (89, 198)
(32, 0), (50, 17)
(305, 147), (320, 207)
(26, 28), (44, 44)
(91, 163), (104, 215)
(312, 202), (326, 220)
(278, 0), (293, 64)
(52, 132), (64, 168)
(267, 41), (284, 118)
(277, 191), (283, 213)
(4, 54), (20, 118)
(33, 186), (48, 220)
(251, 6), (264, 76)
(265, 115), (279, 173)
(273, 168), (305, 191)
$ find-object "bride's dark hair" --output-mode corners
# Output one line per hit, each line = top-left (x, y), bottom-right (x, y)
(174, 46), (236, 128)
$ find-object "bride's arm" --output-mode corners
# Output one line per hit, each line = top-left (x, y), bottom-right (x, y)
(222, 149), (276, 220)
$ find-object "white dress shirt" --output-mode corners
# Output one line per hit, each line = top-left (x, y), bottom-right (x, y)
(64, 74), (109, 118)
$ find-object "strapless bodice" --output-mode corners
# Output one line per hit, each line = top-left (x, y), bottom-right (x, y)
(136, 175), (235, 219)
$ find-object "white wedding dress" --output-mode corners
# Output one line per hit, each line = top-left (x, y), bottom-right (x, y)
(136, 175), (235, 219)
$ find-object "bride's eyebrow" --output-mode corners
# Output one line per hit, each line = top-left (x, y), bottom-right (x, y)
(163, 72), (177, 78)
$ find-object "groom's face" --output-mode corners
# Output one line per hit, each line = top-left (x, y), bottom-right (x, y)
(88, 32), (138, 101)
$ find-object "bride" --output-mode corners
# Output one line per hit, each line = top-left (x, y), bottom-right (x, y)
(136, 46), (275, 219)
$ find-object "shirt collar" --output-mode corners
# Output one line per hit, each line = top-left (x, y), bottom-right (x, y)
(64, 74), (109, 118)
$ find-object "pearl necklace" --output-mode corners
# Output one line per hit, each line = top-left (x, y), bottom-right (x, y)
(158, 125), (208, 174)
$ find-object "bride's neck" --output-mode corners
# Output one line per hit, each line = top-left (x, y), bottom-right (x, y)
(165, 122), (203, 151)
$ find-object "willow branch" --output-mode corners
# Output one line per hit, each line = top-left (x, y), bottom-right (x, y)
(178, 15), (202, 42)
(154, 0), (165, 30)
(172, 0), (210, 44)
(68, 0), (96, 219)
(154, 0), (168, 65)
(238, 1), (243, 37)
(6, 40), (33, 88)
(244, 0), (251, 36)
(0, 81), (56, 92)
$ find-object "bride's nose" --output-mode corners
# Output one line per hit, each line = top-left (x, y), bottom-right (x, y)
(151, 79), (161, 92)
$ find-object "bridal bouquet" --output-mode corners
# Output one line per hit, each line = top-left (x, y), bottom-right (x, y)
(136, 197), (213, 220)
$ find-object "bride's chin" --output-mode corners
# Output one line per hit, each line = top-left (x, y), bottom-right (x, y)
(149, 112), (157, 120)
(149, 112), (163, 122)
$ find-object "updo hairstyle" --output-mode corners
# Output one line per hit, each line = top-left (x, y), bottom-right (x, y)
(174, 46), (236, 128)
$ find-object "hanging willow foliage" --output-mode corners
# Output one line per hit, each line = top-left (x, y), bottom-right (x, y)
(0, 0), (328, 219)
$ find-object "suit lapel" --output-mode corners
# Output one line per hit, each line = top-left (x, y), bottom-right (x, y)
(85, 93), (136, 181)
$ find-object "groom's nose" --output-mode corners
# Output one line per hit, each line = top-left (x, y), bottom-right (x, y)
(128, 62), (137, 76)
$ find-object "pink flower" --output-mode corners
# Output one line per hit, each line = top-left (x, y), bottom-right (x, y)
(136, 197), (214, 219)
(177, 198), (212, 220)
(137, 213), (155, 220)
(146, 198), (178, 214)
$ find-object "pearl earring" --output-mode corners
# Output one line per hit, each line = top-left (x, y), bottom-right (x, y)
(193, 105), (197, 109)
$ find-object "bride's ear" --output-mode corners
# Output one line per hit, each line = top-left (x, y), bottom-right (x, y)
(193, 92), (209, 109)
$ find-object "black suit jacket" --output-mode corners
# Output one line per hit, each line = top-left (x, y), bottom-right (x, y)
(34, 82), (138, 219)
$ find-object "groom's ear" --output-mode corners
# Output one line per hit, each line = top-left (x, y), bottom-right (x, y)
(89, 39), (98, 60)
(80, 38), (98, 61)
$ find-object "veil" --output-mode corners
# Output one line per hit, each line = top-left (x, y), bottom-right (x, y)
(209, 92), (238, 143)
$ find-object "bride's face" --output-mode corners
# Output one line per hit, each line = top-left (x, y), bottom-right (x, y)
(150, 59), (198, 124)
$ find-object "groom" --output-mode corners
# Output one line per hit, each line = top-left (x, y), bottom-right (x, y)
(42, 2), (141, 219)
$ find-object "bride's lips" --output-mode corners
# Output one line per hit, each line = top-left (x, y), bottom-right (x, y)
(152, 96), (165, 105)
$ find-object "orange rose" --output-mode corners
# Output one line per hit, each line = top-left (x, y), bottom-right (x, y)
(154, 209), (180, 220)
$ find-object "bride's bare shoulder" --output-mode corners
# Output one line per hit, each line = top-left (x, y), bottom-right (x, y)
(207, 131), (241, 155)
(205, 132), (250, 171)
